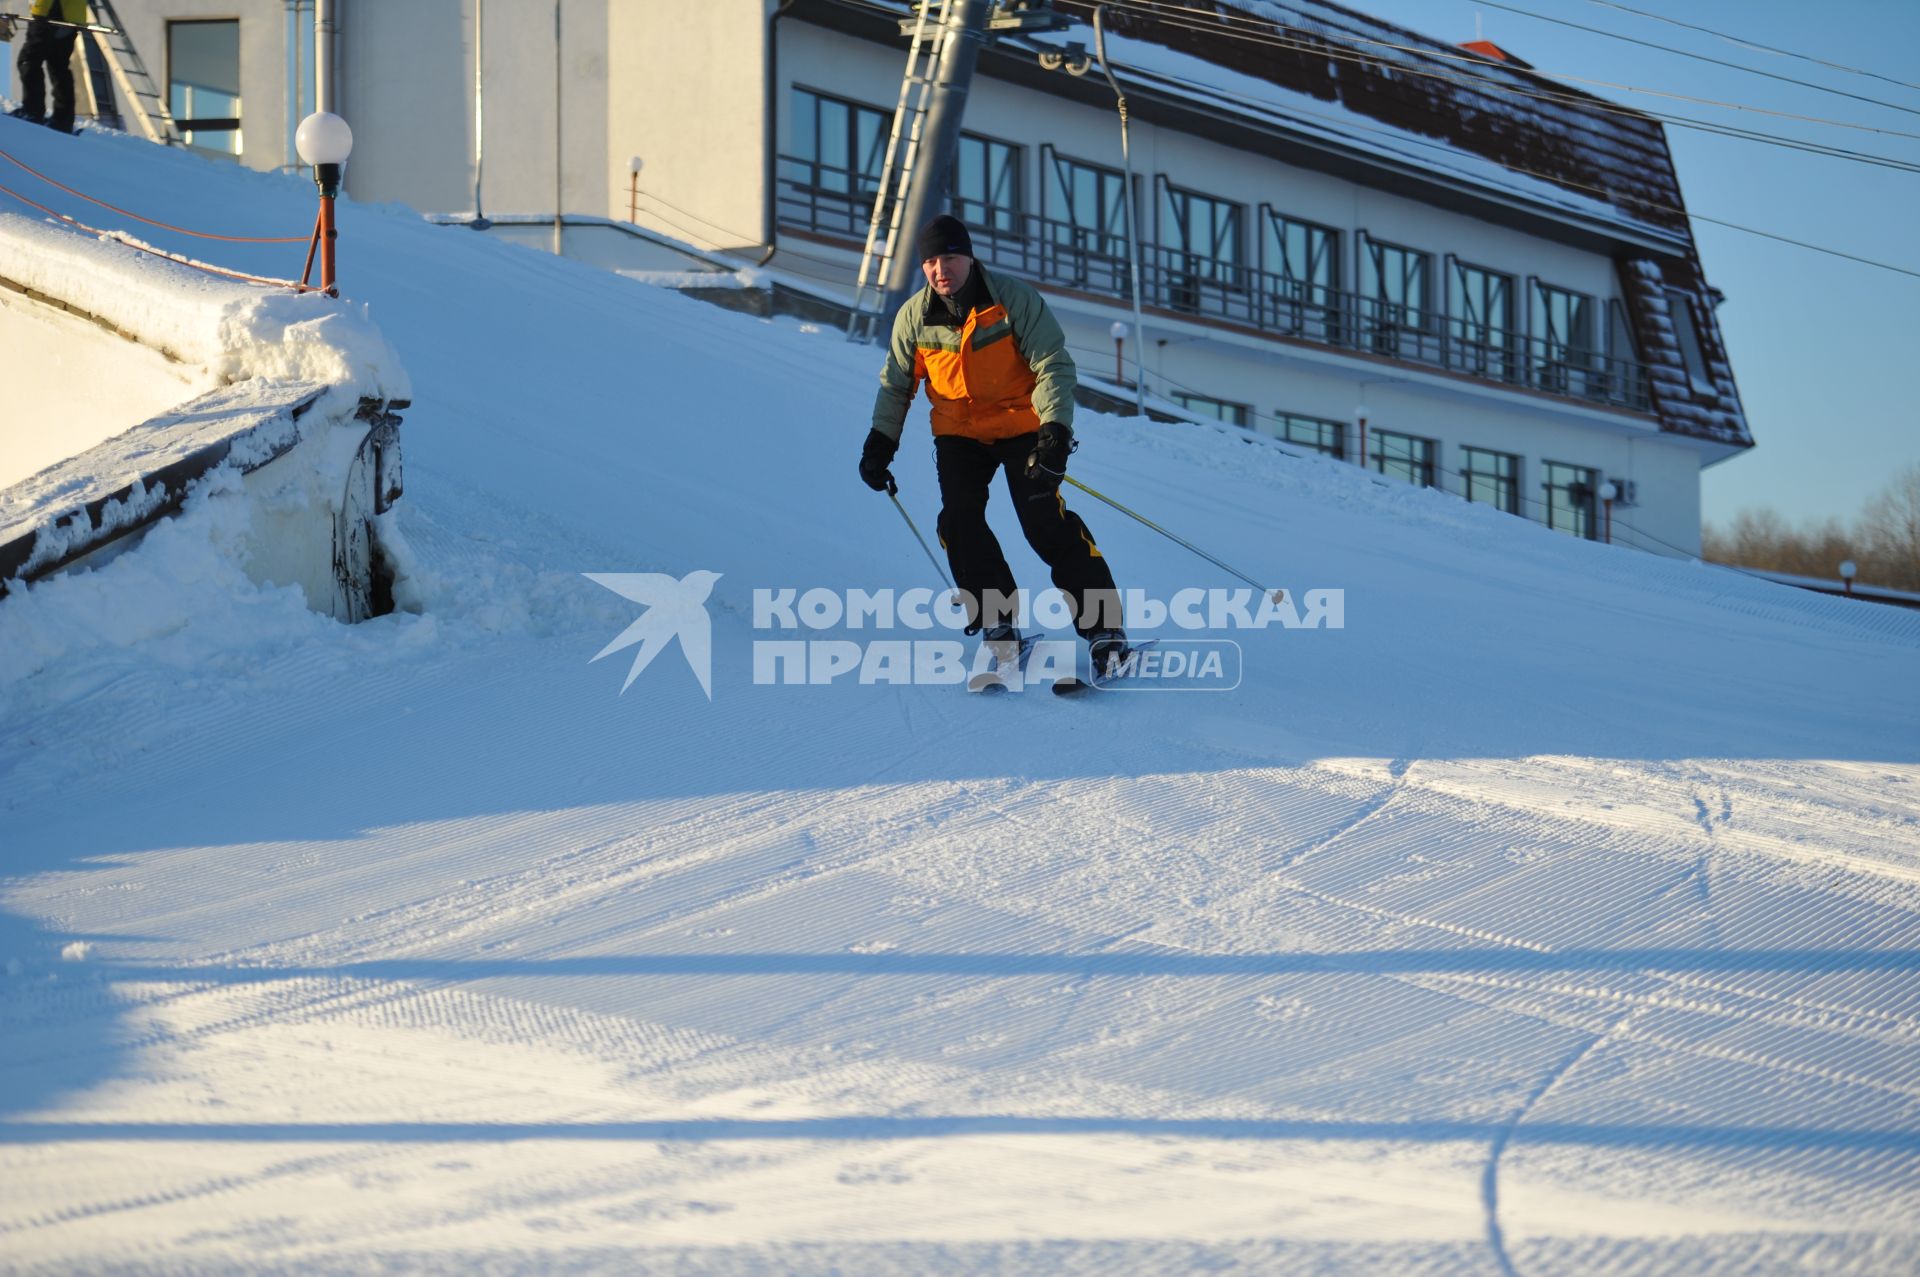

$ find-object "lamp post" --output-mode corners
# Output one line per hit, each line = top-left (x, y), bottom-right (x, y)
(1598, 480), (1617, 545)
(296, 111), (353, 297)
(1110, 321), (1129, 387)
(1840, 559), (1857, 596)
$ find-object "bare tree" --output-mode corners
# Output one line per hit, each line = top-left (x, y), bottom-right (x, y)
(1704, 463), (1920, 591)
(1861, 462), (1920, 591)
(1705, 507), (1858, 579)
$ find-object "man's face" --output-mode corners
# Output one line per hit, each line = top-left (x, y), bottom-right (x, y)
(922, 252), (971, 297)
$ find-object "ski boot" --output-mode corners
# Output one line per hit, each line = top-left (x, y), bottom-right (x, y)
(982, 622), (1023, 666)
(1088, 628), (1130, 680)
(967, 623), (1034, 693)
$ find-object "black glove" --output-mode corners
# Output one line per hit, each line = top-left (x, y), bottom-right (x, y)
(859, 428), (900, 494)
(1025, 421), (1075, 483)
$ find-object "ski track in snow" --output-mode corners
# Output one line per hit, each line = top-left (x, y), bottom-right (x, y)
(2, 120), (1920, 1273)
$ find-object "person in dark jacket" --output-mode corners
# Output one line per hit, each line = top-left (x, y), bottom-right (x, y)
(8, 0), (87, 134)
(860, 214), (1127, 672)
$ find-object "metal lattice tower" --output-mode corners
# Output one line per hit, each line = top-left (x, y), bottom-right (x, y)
(845, 1), (956, 343)
(845, 2), (1070, 342)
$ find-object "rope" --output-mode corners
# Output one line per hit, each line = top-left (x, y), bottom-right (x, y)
(0, 144), (310, 242)
(0, 180), (312, 291)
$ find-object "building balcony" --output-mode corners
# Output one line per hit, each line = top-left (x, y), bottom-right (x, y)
(775, 163), (1653, 416)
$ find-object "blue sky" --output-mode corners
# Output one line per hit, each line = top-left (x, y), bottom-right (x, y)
(1349, 0), (1920, 530)
(5, 2), (1913, 530)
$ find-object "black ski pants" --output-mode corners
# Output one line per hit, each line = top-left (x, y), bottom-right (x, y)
(16, 19), (79, 129)
(934, 432), (1122, 637)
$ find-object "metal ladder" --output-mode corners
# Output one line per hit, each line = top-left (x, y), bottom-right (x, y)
(84, 0), (178, 144)
(845, 0), (953, 343)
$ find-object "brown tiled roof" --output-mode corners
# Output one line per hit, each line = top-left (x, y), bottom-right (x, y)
(1073, 0), (1691, 236)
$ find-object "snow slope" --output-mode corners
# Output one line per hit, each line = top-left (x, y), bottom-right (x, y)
(3, 119), (1919, 1275)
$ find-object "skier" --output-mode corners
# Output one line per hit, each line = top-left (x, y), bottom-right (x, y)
(6, 0), (87, 135)
(858, 214), (1128, 677)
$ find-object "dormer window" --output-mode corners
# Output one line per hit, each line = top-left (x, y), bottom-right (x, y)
(1665, 289), (1717, 394)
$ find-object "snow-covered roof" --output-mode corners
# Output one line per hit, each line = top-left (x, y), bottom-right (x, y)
(1051, 0), (1688, 245)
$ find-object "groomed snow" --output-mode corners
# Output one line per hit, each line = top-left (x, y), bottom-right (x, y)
(2, 119), (1918, 1275)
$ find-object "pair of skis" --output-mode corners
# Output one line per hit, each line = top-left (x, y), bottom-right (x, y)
(966, 636), (1154, 697)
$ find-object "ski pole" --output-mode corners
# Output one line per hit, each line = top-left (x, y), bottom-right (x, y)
(886, 479), (955, 593)
(1062, 473), (1285, 604)
(0, 13), (118, 34)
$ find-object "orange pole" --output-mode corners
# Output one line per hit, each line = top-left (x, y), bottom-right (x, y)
(320, 196), (338, 297)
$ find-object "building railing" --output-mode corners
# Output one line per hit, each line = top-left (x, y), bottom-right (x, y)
(776, 163), (1651, 413)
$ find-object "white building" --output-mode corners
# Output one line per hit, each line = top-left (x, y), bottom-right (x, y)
(104, 0), (1752, 556)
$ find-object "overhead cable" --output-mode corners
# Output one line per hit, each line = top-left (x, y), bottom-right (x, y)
(1277, 0), (1920, 117)
(1081, 0), (1920, 131)
(1058, 0), (1920, 173)
(1581, 0), (1920, 96)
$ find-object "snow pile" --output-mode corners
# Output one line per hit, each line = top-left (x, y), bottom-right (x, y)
(215, 290), (411, 408)
(0, 210), (244, 364)
(0, 209), (408, 415)
(2, 153), (414, 638)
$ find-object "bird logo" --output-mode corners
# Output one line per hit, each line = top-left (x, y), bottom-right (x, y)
(584, 570), (722, 698)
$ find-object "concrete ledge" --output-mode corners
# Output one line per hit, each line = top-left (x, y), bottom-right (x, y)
(0, 383), (409, 621)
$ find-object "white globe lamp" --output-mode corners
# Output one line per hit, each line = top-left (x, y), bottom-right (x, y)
(295, 112), (354, 296)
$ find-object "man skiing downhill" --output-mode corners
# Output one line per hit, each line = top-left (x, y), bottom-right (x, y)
(859, 214), (1128, 677)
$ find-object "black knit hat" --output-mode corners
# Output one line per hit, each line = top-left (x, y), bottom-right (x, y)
(915, 214), (973, 262)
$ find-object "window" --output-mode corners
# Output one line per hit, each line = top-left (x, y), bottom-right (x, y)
(1542, 461), (1598, 539)
(1664, 288), (1717, 394)
(1173, 393), (1249, 427)
(1360, 239), (1431, 357)
(1158, 184), (1242, 312)
(1263, 212), (1339, 337)
(954, 134), (1021, 236)
(1450, 262), (1515, 380)
(1043, 151), (1129, 260)
(1608, 299), (1638, 367)
(1371, 429), (1436, 487)
(1275, 412), (1345, 459)
(169, 20), (241, 158)
(1461, 446), (1520, 514)
(1602, 298), (1643, 405)
(1531, 282), (1595, 394)
(786, 88), (892, 207)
